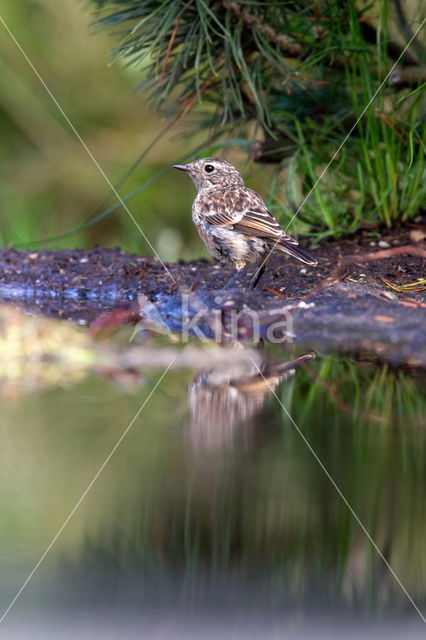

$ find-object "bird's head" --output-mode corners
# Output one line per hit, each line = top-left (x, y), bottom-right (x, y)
(173, 157), (245, 191)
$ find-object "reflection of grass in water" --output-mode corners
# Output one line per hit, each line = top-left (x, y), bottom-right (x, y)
(48, 352), (426, 613)
(1, 325), (424, 610)
(282, 353), (426, 429)
(1, 317), (424, 588)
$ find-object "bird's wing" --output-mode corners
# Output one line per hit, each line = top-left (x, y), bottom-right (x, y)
(202, 188), (298, 245)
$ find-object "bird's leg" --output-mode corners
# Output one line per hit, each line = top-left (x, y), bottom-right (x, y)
(222, 271), (240, 289)
(250, 263), (266, 289)
(222, 269), (244, 290)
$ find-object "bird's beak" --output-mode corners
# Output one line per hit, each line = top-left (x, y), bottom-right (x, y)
(172, 164), (191, 172)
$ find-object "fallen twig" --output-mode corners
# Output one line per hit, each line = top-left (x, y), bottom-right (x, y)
(381, 277), (426, 293)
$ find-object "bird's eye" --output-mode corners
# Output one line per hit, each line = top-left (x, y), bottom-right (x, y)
(204, 164), (215, 173)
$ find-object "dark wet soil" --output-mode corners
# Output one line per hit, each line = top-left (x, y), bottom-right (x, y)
(1, 224), (425, 365)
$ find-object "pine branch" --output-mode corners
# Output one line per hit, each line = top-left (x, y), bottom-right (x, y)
(221, 0), (304, 58)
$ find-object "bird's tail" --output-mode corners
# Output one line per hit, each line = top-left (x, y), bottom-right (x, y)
(276, 239), (318, 266)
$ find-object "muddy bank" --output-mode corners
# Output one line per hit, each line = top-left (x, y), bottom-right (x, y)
(0, 225), (425, 365)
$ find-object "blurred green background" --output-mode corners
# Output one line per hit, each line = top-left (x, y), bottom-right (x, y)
(0, 0), (224, 260)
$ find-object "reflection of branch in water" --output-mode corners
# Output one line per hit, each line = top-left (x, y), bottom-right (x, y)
(188, 352), (315, 453)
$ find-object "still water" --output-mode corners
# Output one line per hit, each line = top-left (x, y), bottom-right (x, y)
(0, 306), (425, 638)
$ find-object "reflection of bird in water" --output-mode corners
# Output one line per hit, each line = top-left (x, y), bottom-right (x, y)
(188, 352), (314, 452)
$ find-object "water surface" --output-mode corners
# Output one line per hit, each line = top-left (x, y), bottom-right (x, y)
(0, 306), (425, 637)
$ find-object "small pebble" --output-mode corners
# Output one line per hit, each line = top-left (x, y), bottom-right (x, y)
(80, 257), (89, 263)
(378, 240), (390, 248)
(369, 241), (376, 246)
(382, 290), (398, 301)
(300, 268), (307, 275)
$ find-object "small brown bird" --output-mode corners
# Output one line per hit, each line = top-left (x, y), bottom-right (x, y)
(173, 157), (317, 288)
(188, 353), (315, 452)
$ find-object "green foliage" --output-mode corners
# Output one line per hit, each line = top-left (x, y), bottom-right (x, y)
(92, 0), (361, 128)
(92, 0), (426, 234)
